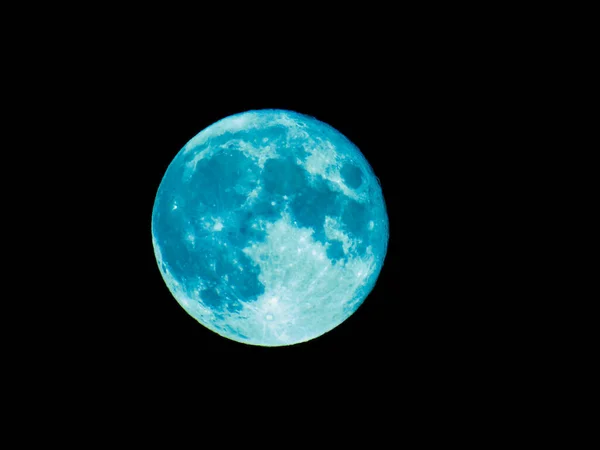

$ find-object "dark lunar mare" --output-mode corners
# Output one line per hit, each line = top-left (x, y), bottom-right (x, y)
(152, 110), (388, 325)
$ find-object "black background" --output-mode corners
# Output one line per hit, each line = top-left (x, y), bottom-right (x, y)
(87, 70), (487, 363)
(33, 21), (518, 394)
(7, 7), (553, 437)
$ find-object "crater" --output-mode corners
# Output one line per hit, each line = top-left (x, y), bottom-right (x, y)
(340, 163), (363, 189)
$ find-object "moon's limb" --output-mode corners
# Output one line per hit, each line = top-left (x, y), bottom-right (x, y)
(152, 109), (388, 346)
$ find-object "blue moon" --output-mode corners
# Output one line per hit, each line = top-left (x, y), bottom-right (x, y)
(152, 109), (389, 346)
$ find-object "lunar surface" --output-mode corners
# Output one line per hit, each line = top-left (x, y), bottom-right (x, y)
(152, 109), (388, 346)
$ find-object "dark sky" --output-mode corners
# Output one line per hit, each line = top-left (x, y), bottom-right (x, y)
(8, 10), (535, 433)
(38, 40), (510, 395)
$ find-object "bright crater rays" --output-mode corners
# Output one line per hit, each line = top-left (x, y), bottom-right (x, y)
(152, 109), (389, 346)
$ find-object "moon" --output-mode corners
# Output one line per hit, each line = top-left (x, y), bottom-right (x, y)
(152, 109), (389, 346)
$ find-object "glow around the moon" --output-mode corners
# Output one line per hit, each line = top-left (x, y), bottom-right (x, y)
(152, 109), (388, 346)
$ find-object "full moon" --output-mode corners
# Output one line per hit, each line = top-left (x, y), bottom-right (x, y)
(152, 109), (389, 346)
